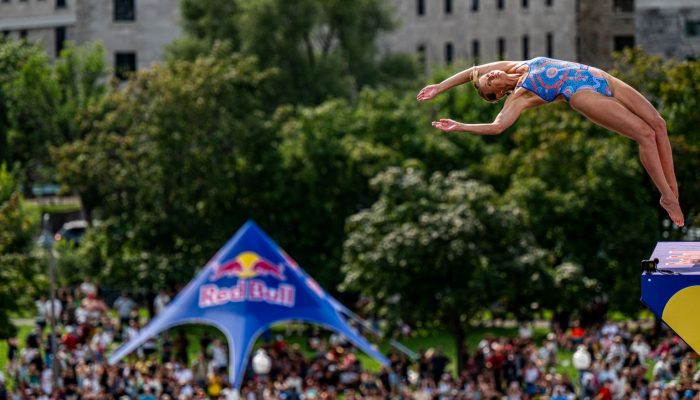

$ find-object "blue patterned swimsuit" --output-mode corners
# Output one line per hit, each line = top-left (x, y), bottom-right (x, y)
(516, 57), (613, 102)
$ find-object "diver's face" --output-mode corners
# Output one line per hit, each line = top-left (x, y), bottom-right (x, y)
(478, 70), (508, 100)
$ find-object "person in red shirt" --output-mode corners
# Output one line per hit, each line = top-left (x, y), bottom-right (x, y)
(595, 379), (613, 400)
(62, 326), (79, 352)
(569, 321), (586, 347)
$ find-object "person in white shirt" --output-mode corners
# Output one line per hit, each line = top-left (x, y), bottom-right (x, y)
(43, 298), (63, 325)
(209, 339), (228, 369)
(154, 290), (171, 315)
(601, 321), (619, 339)
(630, 334), (651, 364)
(79, 279), (97, 297)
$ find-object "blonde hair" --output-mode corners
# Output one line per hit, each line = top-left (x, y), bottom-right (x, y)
(471, 68), (500, 103)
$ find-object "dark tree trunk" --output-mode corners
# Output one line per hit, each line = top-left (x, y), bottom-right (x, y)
(452, 316), (466, 375)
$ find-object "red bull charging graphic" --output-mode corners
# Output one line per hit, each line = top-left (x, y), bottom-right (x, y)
(199, 251), (295, 308)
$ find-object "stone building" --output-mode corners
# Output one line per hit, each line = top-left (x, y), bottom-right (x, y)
(636, 0), (700, 60)
(379, 0), (637, 71)
(579, 0), (635, 69)
(0, 0), (181, 77)
(0, 0), (76, 59)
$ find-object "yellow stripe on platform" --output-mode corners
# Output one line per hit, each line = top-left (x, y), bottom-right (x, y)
(662, 286), (700, 354)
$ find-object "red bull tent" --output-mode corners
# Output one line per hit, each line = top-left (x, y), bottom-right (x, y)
(108, 220), (388, 387)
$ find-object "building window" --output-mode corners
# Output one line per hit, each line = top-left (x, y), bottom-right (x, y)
(1, 0), (10, 3)
(115, 52), (136, 80)
(55, 26), (66, 56)
(498, 37), (506, 59)
(545, 0), (553, 7)
(55, 0), (66, 8)
(115, 0), (135, 21)
(497, 0), (505, 10)
(417, 44), (426, 70)
(522, 35), (529, 59)
(19, 30), (28, 39)
(417, 0), (425, 16)
(1, 30), (9, 38)
(445, 42), (454, 64)
(522, 0), (528, 8)
(613, 35), (635, 51)
(445, 0), (453, 14)
(686, 20), (700, 37)
(472, 40), (480, 63)
(546, 32), (553, 57)
(613, 0), (633, 12)
(471, 0), (479, 11)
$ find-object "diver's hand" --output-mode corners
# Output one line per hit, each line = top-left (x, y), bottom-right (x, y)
(417, 84), (441, 102)
(431, 119), (462, 132)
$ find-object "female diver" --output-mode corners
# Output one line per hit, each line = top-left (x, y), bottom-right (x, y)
(416, 57), (684, 227)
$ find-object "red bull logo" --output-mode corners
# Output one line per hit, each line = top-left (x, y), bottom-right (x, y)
(199, 251), (295, 308)
(666, 251), (700, 267)
(210, 251), (286, 281)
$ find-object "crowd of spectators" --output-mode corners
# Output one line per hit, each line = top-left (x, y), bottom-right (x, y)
(2, 282), (699, 400)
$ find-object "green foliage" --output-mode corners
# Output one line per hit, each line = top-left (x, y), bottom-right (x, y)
(0, 188), (44, 339)
(52, 48), (281, 289)
(170, 0), (407, 106)
(341, 167), (548, 328)
(266, 87), (488, 286)
(0, 39), (106, 186)
(0, 163), (13, 203)
(494, 109), (658, 314)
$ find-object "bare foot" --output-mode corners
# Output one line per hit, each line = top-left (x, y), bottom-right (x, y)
(660, 196), (684, 227)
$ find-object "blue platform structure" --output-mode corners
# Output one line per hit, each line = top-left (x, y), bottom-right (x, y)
(108, 221), (389, 387)
(640, 242), (700, 354)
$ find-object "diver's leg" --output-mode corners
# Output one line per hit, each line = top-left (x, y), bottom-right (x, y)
(569, 90), (684, 227)
(608, 76), (679, 200)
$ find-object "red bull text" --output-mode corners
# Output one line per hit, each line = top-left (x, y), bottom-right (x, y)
(666, 251), (700, 267)
(199, 251), (295, 308)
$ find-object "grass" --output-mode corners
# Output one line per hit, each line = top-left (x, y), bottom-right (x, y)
(21, 198), (82, 227)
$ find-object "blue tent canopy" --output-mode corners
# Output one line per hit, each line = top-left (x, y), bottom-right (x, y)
(108, 220), (389, 387)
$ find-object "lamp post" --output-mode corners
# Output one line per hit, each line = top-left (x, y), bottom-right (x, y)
(252, 348), (271, 398)
(38, 213), (60, 390)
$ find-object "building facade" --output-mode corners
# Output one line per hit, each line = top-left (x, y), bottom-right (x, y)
(379, 0), (637, 72)
(0, 0), (77, 59)
(579, 0), (635, 69)
(0, 0), (181, 76)
(636, 0), (700, 60)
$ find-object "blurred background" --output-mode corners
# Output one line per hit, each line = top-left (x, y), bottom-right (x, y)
(1, 0), (699, 399)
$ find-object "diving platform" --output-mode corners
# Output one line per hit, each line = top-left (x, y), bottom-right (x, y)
(641, 242), (700, 354)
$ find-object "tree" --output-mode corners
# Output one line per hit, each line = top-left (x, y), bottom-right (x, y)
(341, 167), (547, 371)
(265, 85), (490, 287)
(494, 110), (659, 315)
(169, 0), (404, 105)
(0, 39), (106, 188)
(0, 165), (44, 339)
(52, 48), (281, 290)
(0, 39), (44, 168)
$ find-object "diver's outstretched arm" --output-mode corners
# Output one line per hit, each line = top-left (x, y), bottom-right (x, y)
(417, 61), (522, 102)
(431, 92), (530, 134)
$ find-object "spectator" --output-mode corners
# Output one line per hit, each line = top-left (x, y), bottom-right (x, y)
(79, 278), (97, 298)
(631, 334), (651, 364)
(6, 286), (700, 400)
(430, 347), (450, 383)
(34, 296), (47, 330)
(42, 296), (62, 327)
(81, 292), (108, 325)
(113, 292), (137, 338)
(154, 290), (171, 315)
